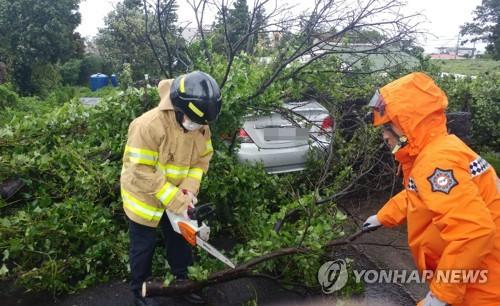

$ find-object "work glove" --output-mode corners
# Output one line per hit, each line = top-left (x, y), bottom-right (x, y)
(170, 189), (197, 218)
(186, 190), (198, 205)
(184, 191), (198, 219)
(362, 214), (381, 230)
(166, 192), (192, 216)
(419, 291), (448, 306)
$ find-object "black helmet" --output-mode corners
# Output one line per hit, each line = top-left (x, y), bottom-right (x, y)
(170, 71), (222, 124)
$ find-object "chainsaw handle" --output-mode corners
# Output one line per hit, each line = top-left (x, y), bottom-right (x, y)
(187, 202), (215, 225)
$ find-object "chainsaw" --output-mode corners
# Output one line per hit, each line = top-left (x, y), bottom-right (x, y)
(166, 202), (236, 269)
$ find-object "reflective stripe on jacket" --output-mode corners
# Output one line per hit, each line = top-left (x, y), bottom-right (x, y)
(120, 79), (214, 228)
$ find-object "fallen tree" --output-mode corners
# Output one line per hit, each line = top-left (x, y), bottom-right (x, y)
(143, 226), (378, 297)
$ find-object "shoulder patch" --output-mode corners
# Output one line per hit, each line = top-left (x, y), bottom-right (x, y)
(427, 168), (458, 194)
(407, 177), (418, 192)
(470, 156), (490, 177)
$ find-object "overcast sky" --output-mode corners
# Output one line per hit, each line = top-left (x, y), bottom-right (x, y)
(76, 0), (485, 53)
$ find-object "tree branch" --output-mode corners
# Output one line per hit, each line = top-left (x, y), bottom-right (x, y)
(143, 227), (380, 297)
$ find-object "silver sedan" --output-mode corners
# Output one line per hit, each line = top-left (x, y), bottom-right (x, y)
(236, 100), (333, 173)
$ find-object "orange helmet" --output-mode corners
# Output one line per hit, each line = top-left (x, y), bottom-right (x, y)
(368, 72), (449, 155)
(368, 72), (448, 127)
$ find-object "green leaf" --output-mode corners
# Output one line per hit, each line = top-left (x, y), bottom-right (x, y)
(0, 264), (9, 277)
(2, 250), (9, 261)
(0, 218), (11, 227)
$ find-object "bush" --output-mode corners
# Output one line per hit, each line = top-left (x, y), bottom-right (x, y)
(0, 84), (18, 108)
(0, 88), (159, 294)
(30, 63), (62, 97)
(120, 63), (133, 90)
(437, 73), (500, 151)
(59, 59), (83, 86)
(199, 151), (290, 237)
(12, 63), (61, 96)
(0, 199), (129, 294)
(0, 61), (7, 84)
(483, 151), (500, 173)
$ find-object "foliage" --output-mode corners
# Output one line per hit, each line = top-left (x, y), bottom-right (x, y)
(185, 190), (348, 289)
(120, 63), (134, 90)
(199, 152), (289, 235)
(233, 195), (344, 287)
(0, 0), (84, 94)
(0, 86), (97, 127)
(30, 63), (62, 97)
(0, 84), (18, 109)
(79, 55), (114, 85)
(460, 0), (500, 59)
(0, 56), (361, 296)
(59, 59), (83, 86)
(94, 1), (184, 79)
(344, 29), (386, 44)
(190, 52), (282, 138)
(431, 59), (500, 75)
(45, 55), (113, 88)
(436, 73), (500, 151)
(0, 199), (129, 294)
(0, 87), (158, 294)
(0, 61), (7, 84)
(483, 151), (500, 173)
(211, 0), (264, 55)
(94, 3), (153, 77)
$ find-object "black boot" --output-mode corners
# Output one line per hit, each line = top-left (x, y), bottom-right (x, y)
(173, 277), (205, 304)
(133, 290), (159, 306)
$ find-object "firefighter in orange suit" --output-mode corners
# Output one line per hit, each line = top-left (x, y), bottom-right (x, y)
(362, 72), (500, 306)
(120, 71), (221, 305)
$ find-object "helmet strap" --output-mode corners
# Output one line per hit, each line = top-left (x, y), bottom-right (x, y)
(391, 135), (408, 154)
(383, 124), (408, 154)
(175, 110), (187, 132)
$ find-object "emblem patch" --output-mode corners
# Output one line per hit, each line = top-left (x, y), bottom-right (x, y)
(427, 168), (458, 194)
(407, 177), (417, 192)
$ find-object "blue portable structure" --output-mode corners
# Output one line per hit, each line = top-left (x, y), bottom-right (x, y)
(89, 73), (109, 91)
(111, 74), (118, 87)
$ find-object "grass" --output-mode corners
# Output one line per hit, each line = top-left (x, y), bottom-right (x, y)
(483, 152), (500, 174)
(431, 59), (500, 76)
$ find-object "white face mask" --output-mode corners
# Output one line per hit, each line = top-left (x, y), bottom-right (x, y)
(182, 116), (203, 131)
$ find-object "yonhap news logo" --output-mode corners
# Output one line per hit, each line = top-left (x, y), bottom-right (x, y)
(317, 259), (349, 294)
(317, 258), (488, 293)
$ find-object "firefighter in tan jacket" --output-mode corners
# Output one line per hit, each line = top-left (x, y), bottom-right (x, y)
(120, 71), (222, 305)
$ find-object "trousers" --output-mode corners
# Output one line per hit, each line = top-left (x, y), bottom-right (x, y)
(128, 213), (193, 291)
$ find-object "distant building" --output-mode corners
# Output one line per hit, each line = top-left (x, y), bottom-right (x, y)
(181, 26), (212, 42)
(431, 47), (476, 59)
(269, 31), (283, 48)
(430, 53), (465, 60)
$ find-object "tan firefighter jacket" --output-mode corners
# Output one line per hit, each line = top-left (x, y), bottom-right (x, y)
(120, 79), (214, 227)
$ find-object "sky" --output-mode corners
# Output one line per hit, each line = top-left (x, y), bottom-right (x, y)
(76, 0), (485, 53)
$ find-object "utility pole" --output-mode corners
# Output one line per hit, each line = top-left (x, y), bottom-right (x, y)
(455, 33), (460, 59)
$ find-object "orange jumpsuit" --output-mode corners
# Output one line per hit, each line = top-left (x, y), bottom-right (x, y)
(373, 72), (500, 305)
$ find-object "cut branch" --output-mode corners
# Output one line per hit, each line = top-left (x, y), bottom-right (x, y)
(143, 227), (378, 297)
